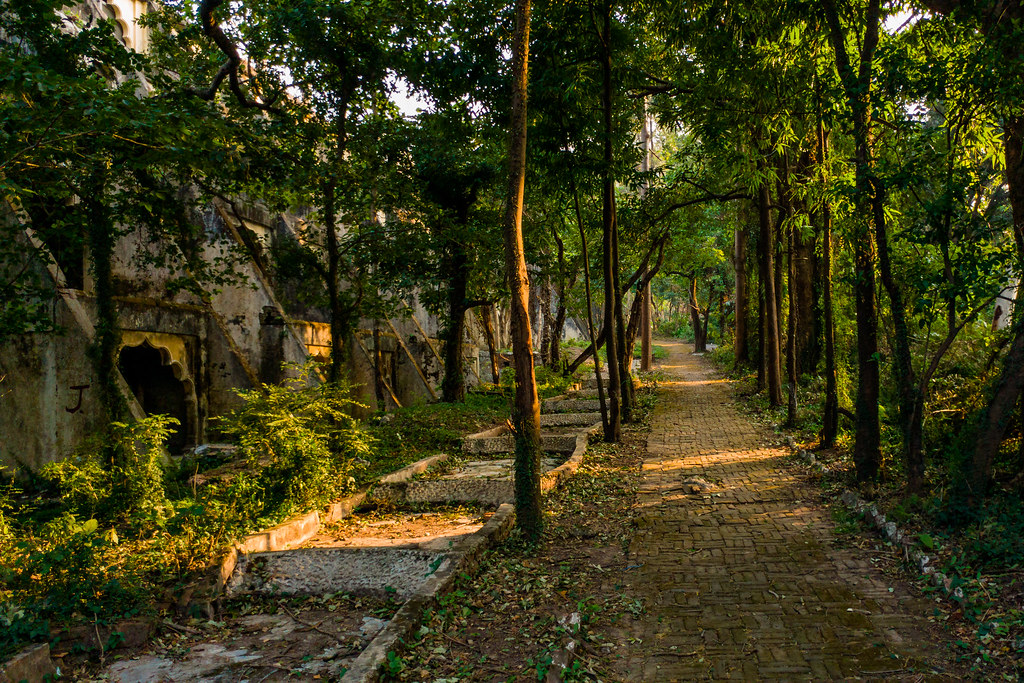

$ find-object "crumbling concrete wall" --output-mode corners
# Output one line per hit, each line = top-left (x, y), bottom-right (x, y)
(0, 302), (102, 472)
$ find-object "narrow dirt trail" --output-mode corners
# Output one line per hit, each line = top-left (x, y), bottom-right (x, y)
(615, 341), (959, 681)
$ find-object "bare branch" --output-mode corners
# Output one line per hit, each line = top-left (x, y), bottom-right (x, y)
(191, 0), (284, 114)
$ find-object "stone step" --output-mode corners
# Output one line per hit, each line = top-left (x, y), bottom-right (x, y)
(373, 456), (565, 506)
(463, 432), (580, 455)
(542, 398), (603, 413)
(580, 376), (611, 390)
(579, 375), (640, 391)
(539, 412), (602, 427)
(569, 388), (601, 399)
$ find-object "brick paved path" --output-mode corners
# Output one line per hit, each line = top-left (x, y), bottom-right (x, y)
(616, 341), (957, 681)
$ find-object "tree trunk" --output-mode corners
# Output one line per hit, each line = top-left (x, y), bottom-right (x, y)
(823, 0), (882, 482)
(718, 289), (726, 347)
(780, 154), (799, 426)
(640, 280), (652, 371)
(539, 278), (553, 367)
(757, 161), (783, 405)
(564, 235), (665, 372)
(85, 178), (126, 440)
(773, 207), (785, 359)
(689, 277), (706, 352)
(548, 224), (571, 370)
(372, 323), (386, 408)
(757, 245), (766, 392)
(819, 121), (840, 448)
(734, 204), (750, 365)
(614, 233), (633, 422)
(600, 1), (621, 441)
(702, 286), (714, 349)
(969, 114), (1024, 495)
(480, 304), (500, 383)
(794, 217), (818, 375)
(549, 299), (566, 370)
(325, 180), (346, 384)
(786, 211), (799, 427)
(572, 176), (609, 431)
(503, 0), (542, 541)
(873, 180), (921, 490)
(441, 240), (470, 403)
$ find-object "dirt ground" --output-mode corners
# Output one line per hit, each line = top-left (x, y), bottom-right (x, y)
(304, 506), (492, 549)
(381, 408), (650, 682)
(71, 593), (401, 682)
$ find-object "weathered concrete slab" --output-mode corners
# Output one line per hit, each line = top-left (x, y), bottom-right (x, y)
(463, 432), (578, 454)
(542, 398), (602, 413)
(339, 504), (517, 683)
(580, 375), (611, 390)
(539, 412), (602, 427)
(187, 453), (449, 616)
(374, 457), (564, 505)
(227, 547), (450, 600)
(106, 644), (264, 683)
(0, 644), (56, 683)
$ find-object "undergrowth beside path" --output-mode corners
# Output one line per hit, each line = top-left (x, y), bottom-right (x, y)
(383, 381), (655, 681)
(705, 344), (1024, 679)
(0, 367), (571, 665)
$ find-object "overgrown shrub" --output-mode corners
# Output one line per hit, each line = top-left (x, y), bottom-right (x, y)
(496, 366), (577, 398)
(214, 365), (373, 530)
(0, 481), (11, 548)
(654, 314), (693, 341)
(41, 415), (175, 528)
(931, 491), (1024, 570)
(1, 514), (147, 660)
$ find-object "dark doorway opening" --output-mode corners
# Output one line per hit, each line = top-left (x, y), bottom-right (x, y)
(118, 343), (189, 453)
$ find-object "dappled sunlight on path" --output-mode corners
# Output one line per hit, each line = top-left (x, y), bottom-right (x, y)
(615, 341), (958, 681)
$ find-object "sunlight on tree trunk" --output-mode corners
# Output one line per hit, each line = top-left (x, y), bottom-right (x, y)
(502, 0), (542, 541)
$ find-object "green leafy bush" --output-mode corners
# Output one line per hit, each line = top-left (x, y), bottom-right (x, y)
(1, 514), (147, 660)
(654, 314), (693, 341)
(932, 492), (1024, 570)
(0, 481), (11, 548)
(364, 392), (508, 482)
(41, 415), (176, 528)
(215, 365), (373, 530)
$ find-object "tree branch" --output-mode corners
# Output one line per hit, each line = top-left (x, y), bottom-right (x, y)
(191, 0), (284, 113)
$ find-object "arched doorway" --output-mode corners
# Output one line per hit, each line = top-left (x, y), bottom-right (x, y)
(118, 342), (190, 453)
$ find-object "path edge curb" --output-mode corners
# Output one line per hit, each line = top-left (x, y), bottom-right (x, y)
(340, 503), (517, 683)
(188, 453), (452, 614)
(785, 438), (961, 601)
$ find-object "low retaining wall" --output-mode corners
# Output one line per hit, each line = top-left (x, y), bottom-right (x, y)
(339, 504), (517, 683)
(227, 547), (452, 600)
(0, 644), (56, 683)
(186, 453), (451, 614)
(788, 440), (960, 601)
(378, 424), (599, 506)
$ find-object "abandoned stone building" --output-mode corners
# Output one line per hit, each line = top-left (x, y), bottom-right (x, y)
(0, 0), (593, 474)
(0, 189), (518, 472)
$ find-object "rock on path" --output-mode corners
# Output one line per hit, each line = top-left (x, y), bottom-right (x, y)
(616, 341), (958, 681)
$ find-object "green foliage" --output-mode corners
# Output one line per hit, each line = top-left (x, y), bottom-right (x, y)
(0, 514), (147, 660)
(365, 392), (508, 482)
(830, 506), (861, 536)
(534, 366), (578, 398)
(41, 415), (175, 528)
(0, 480), (14, 548)
(214, 365), (372, 529)
(653, 314), (694, 341)
(632, 342), (668, 361)
(932, 493), (1024, 570)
